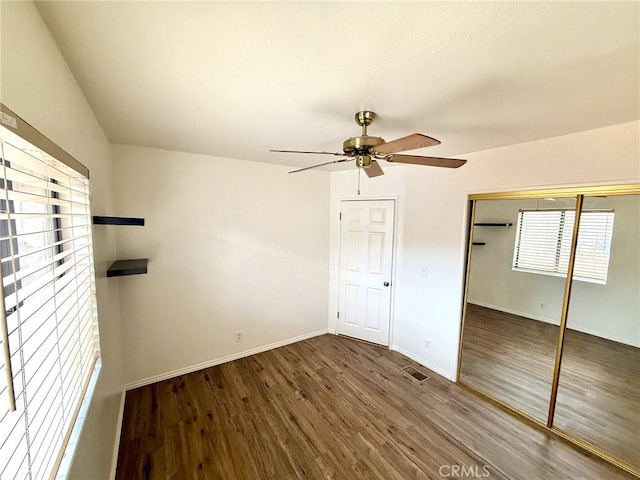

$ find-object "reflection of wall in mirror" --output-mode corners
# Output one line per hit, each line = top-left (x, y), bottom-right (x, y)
(467, 195), (639, 347)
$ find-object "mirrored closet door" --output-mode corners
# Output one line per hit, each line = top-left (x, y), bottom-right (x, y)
(458, 185), (640, 477)
(554, 193), (640, 470)
(459, 196), (576, 422)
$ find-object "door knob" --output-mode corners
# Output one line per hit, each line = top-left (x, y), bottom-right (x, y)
(383, 282), (390, 287)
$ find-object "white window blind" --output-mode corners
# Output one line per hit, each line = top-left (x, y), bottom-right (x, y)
(0, 129), (99, 480)
(512, 209), (614, 284)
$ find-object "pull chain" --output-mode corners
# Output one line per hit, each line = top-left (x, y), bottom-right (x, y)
(357, 163), (361, 196)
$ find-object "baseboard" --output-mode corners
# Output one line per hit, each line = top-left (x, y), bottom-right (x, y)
(468, 300), (557, 325)
(125, 329), (329, 390)
(468, 301), (639, 347)
(568, 326), (640, 348)
(109, 389), (126, 479)
(327, 328), (337, 334)
(390, 345), (456, 381)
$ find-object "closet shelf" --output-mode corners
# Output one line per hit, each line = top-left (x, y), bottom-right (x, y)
(107, 259), (148, 277)
(93, 216), (145, 226)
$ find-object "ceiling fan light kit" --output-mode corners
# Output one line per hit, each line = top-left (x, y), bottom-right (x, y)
(271, 111), (468, 192)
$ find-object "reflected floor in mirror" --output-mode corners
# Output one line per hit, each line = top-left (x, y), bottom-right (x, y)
(460, 304), (557, 421)
(461, 304), (639, 468)
(555, 328), (640, 468)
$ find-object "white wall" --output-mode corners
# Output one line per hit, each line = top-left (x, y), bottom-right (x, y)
(468, 196), (640, 347)
(329, 121), (640, 380)
(1, 2), (124, 479)
(112, 145), (330, 387)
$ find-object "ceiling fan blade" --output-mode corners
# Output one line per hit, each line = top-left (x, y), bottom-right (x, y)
(364, 159), (384, 178)
(271, 149), (344, 156)
(387, 154), (466, 168)
(373, 133), (441, 154)
(289, 158), (353, 173)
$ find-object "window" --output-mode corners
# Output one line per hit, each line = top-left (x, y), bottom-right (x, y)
(0, 123), (99, 480)
(512, 209), (614, 284)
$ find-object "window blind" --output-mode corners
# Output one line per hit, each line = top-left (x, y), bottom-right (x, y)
(512, 209), (614, 284)
(0, 130), (99, 480)
(570, 210), (615, 282)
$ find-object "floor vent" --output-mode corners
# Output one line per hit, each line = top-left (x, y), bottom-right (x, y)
(402, 365), (429, 382)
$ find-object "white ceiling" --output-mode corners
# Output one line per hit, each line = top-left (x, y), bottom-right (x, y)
(36, 1), (639, 170)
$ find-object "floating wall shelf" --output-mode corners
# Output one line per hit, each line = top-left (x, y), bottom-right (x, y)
(472, 222), (511, 246)
(93, 216), (145, 226)
(107, 259), (148, 277)
(94, 215), (147, 277)
(474, 222), (513, 227)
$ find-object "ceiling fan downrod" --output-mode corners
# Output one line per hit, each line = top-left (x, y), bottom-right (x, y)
(355, 111), (376, 136)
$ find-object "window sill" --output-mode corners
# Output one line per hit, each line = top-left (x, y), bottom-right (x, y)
(55, 358), (102, 479)
(512, 267), (606, 285)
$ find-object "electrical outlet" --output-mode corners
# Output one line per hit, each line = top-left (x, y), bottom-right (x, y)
(424, 339), (431, 351)
(539, 302), (546, 310)
(235, 331), (243, 342)
(421, 266), (428, 277)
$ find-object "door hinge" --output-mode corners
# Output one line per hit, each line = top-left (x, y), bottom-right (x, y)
(337, 312), (340, 319)
(339, 212), (342, 220)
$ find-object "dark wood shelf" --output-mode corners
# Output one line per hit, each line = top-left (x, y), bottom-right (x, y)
(107, 259), (148, 277)
(474, 222), (513, 227)
(472, 242), (486, 246)
(93, 216), (145, 226)
(97, 217), (147, 276)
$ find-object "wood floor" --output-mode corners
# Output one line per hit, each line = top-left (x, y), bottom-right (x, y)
(116, 334), (633, 479)
(460, 304), (640, 469)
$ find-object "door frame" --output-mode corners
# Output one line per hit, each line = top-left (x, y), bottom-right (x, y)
(337, 197), (399, 347)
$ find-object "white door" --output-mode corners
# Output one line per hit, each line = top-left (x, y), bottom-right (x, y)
(338, 200), (395, 346)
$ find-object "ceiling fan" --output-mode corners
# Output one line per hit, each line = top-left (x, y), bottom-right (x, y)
(271, 111), (467, 180)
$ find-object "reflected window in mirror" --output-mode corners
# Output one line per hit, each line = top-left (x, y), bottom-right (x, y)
(513, 209), (614, 284)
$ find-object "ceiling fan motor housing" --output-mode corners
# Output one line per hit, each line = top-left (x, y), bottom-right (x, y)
(342, 135), (385, 157)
